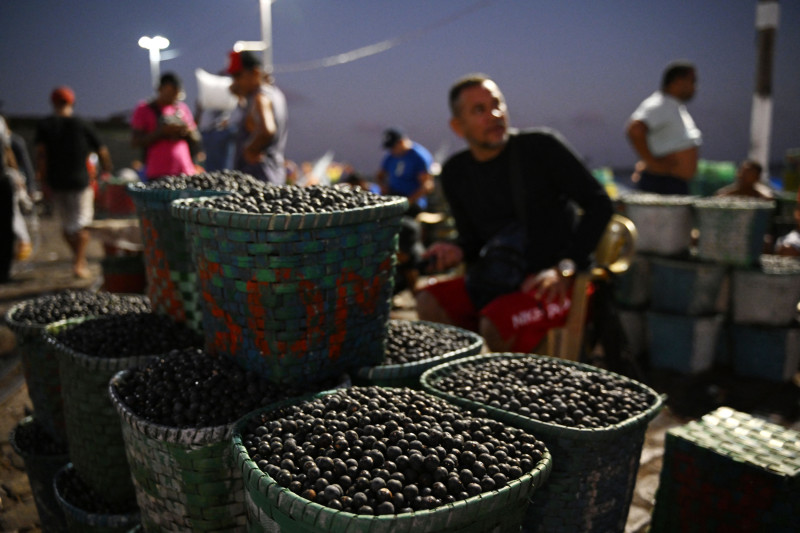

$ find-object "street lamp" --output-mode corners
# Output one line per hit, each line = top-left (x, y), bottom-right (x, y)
(138, 35), (170, 89)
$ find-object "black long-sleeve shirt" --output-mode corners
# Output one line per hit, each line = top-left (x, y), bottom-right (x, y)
(441, 128), (613, 272)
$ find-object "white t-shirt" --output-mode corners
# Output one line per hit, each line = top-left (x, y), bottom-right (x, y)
(630, 91), (702, 157)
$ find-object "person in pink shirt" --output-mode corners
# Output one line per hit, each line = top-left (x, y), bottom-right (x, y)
(131, 72), (202, 180)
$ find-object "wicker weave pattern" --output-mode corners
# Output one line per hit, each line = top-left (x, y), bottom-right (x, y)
(48, 319), (157, 507)
(420, 353), (664, 533)
(172, 198), (407, 385)
(231, 390), (552, 533)
(694, 200), (775, 266)
(109, 371), (247, 532)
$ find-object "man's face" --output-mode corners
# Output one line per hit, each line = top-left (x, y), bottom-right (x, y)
(675, 70), (697, 102)
(449, 80), (509, 155)
(737, 162), (760, 187)
(229, 69), (260, 97)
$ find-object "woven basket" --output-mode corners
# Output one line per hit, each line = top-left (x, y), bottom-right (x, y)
(732, 258), (800, 326)
(171, 196), (408, 385)
(10, 416), (70, 533)
(127, 186), (229, 331)
(613, 254), (651, 309)
(231, 389), (553, 533)
(54, 463), (141, 533)
(354, 320), (484, 388)
(46, 318), (159, 507)
(646, 312), (724, 374)
(651, 407), (800, 532)
(694, 197), (775, 266)
(4, 301), (68, 444)
(420, 353), (664, 533)
(108, 369), (248, 532)
(619, 194), (695, 256)
(649, 257), (728, 315)
(730, 325), (800, 382)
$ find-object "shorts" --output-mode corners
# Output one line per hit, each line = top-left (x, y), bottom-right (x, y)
(417, 276), (574, 352)
(52, 187), (94, 234)
(638, 171), (689, 195)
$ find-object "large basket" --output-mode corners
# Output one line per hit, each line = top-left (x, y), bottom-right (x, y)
(231, 389), (553, 533)
(46, 318), (158, 507)
(354, 320), (484, 388)
(108, 369), (247, 532)
(54, 463), (141, 533)
(420, 353), (663, 533)
(694, 197), (775, 266)
(171, 196), (408, 385)
(731, 257), (800, 326)
(649, 257), (728, 315)
(127, 186), (229, 331)
(730, 325), (800, 382)
(10, 416), (70, 533)
(619, 194), (695, 256)
(646, 312), (724, 374)
(613, 254), (651, 309)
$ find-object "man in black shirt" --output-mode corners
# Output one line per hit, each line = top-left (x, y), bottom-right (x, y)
(35, 86), (112, 278)
(417, 74), (612, 352)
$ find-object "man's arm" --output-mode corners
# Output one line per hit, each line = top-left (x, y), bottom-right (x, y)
(97, 146), (113, 174)
(243, 92), (276, 164)
(407, 171), (434, 205)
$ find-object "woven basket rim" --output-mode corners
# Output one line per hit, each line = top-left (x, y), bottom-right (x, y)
(619, 193), (697, 207)
(693, 197), (776, 210)
(420, 352), (665, 441)
(649, 256), (729, 271)
(126, 183), (232, 202)
(53, 463), (141, 524)
(232, 387), (553, 527)
(355, 320), (484, 380)
(170, 194), (409, 231)
(109, 369), (237, 443)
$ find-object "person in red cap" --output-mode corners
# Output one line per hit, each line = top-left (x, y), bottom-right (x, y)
(226, 50), (288, 184)
(131, 72), (203, 180)
(34, 86), (113, 279)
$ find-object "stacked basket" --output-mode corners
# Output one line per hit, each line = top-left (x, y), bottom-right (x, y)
(420, 353), (664, 533)
(170, 191), (408, 384)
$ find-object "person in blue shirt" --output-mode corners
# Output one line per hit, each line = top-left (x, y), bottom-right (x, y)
(377, 128), (434, 215)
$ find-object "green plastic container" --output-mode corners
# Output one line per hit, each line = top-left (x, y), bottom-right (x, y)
(108, 369), (248, 532)
(420, 353), (664, 533)
(231, 389), (552, 533)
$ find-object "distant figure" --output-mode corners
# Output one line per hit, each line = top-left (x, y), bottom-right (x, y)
(195, 103), (234, 172)
(227, 50), (288, 185)
(715, 160), (774, 200)
(775, 204), (800, 257)
(626, 61), (702, 195)
(35, 86), (113, 278)
(376, 128), (435, 215)
(131, 72), (202, 180)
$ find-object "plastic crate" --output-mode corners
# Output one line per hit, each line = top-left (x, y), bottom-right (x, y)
(731, 261), (800, 326)
(651, 407), (800, 532)
(613, 254), (651, 309)
(420, 353), (664, 533)
(649, 257), (728, 315)
(730, 325), (800, 382)
(619, 194), (695, 256)
(694, 197), (775, 267)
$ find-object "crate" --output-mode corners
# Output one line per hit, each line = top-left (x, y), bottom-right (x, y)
(231, 388), (552, 533)
(618, 309), (647, 358)
(694, 197), (775, 267)
(9, 416), (70, 533)
(354, 320), (484, 388)
(732, 260), (800, 326)
(108, 370), (247, 532)
(646, 312), (724, 374)
(420, 353), (664, 533)
(613, 254), (651, 309)
(649, 257), (728, 315)
(619, 194), (695, 256)
(171, 195), (408, 385)
(651, 407), (800, 532)
(730, 325), (800, 382)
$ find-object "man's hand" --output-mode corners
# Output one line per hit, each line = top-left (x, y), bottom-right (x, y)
(422, 242), (463, 273)
(521, 268), (570, 303)
(243, 145), (265, 165)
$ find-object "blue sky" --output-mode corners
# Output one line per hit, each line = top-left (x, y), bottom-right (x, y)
(1, 0), (798, 176)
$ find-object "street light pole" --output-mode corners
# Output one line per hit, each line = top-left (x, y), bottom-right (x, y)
(260, 0), (273, 72)
(138, 35), (170, 90)
(749, 0), (779, 180)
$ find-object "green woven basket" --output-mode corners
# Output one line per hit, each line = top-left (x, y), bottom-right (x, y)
(46, 318), (159, 508)
(4, 301), (69, 445)
(108, 369), (248, 532)
(420, 353), (664, 533)
(694, 197), (775, 267)
(231, 389), (553, 533)
(54, 463), (142, 533)
(171, 196), (408, 385)
(354, 320), (484, 388)
(10, 416), (70, 533)
(127, 186), (229, 331)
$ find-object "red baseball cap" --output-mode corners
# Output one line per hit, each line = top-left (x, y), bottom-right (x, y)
(226, 50), (261, 75)
(51, 86), (75, 106)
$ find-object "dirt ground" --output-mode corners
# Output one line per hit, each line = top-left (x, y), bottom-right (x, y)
(0, 212), (797, 532)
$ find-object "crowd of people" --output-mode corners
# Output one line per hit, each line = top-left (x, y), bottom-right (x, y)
(1, 57), (798, 354)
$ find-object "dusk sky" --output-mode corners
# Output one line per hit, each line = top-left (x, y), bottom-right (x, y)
(1, 0), (798, 177)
